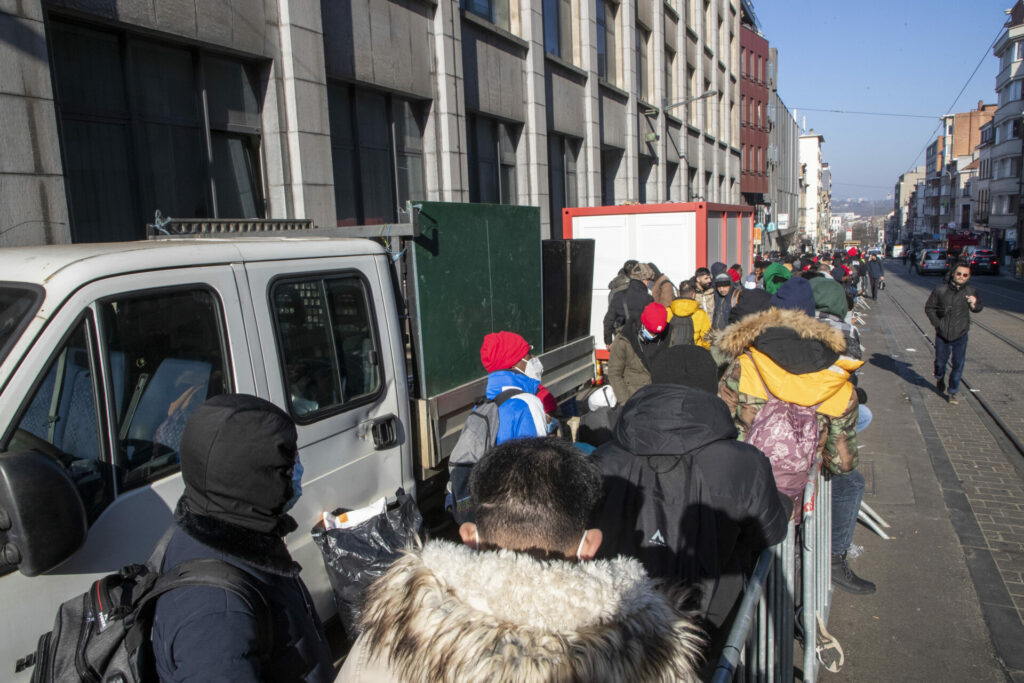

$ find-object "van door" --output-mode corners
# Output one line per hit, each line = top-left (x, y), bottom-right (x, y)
(0, 268), (252, 680)
(242, 255), (413, 619)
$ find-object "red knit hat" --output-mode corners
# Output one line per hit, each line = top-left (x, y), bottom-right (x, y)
(728, 268), (740, 283)
(480, 331), (530, 372)
(640, 302), (668, 334)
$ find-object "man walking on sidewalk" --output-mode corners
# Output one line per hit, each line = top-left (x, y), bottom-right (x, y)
(925, 263), (983, 405)
(866, 253), (885, 299)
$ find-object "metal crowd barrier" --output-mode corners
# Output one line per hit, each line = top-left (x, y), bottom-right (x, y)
(712, 460), (834, 683)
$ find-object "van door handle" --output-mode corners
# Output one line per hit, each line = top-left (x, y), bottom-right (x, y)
(360, 415), (399, 450)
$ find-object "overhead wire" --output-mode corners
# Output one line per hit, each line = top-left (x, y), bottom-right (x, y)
(904, 25), (1004, 172)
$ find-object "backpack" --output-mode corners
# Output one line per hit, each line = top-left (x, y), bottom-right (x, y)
(446, 388), (523, 524)
(20, 527), (272, 683)
(667, 314), (695, 347)
(742, 353), (822, 520)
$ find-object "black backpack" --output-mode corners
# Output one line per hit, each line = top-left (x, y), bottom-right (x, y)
(446, 388), (522, 524)
(667, 314), (696, 347)
(19, 527), (272, 683)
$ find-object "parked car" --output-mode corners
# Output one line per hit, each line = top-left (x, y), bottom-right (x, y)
(968, 248), (1000, 275)
(916, 249), (949, 275)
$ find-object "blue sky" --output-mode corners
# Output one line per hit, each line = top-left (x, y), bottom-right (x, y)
(757, 0), (1011, 201)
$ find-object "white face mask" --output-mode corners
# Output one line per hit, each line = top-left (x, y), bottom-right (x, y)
(523, 356), (544, 382)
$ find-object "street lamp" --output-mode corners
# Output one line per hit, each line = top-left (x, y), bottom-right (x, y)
(642, 89), (719, 117)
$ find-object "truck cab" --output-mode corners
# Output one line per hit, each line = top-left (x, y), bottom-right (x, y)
(0, 238), (413, 677)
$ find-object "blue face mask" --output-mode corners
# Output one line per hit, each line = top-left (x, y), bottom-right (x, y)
(284, 456), (303, 512)
(640, 327), (656, 342)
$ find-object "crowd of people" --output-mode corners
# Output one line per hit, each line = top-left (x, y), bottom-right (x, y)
(151, 249), (897, 681)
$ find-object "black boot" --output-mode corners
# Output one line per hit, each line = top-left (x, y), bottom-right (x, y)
(832, 552), (876, 595)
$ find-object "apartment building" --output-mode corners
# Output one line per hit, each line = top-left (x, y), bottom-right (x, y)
(1, 0), (746, 246)
(798, 130), (825, 245)
(738, 12), (768, 212)
(977, 0), (1024, 256)
(893, 166), (925, 241)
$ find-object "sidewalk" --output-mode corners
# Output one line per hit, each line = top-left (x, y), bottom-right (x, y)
(823, 286), (1016, 682)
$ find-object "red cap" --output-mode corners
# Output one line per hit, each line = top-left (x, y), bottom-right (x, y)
(847, 247), (858, 256)
(640, 302), (668, 334)
(728, 268), (740, 282)
(480, 331), (530, 372)
(840, 264), (850, 275)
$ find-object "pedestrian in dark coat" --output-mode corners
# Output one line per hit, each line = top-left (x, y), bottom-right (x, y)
(603, 262), (654, 346)
(152, 394), (334, 683)
(924, 263), (983, 404)
(593, 383), (790, 655)
(866, 255), (885, 299)
(710, 273), (738, 330)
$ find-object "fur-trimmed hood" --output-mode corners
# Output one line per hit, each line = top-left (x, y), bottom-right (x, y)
(716, 307), (846, 360)
(354, 540), (704, 682)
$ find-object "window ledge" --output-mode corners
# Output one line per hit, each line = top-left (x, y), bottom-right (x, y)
(686, 123), (701, 136)
(461, 10), (529, 52)
(545, 52), (587, 80)
(666, 111), (683, 126)
(686, 26), (698, 42)
(599, 78), (630, 100)
(664, 2), (680, 21)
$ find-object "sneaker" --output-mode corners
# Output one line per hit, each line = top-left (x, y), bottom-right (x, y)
(831, 552), (876, 595)
(948, 393), (959, 405)
(936, 377), (945, 393)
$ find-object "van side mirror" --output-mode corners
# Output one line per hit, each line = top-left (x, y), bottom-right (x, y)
(0, 451), (87, 576)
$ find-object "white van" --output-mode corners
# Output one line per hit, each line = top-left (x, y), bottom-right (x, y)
(0, 238), (418, 676)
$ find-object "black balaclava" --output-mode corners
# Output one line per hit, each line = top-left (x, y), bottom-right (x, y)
(179, 393), (298, 536)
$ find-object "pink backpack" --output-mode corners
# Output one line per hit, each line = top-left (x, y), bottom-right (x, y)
(743, 353), (822, 517)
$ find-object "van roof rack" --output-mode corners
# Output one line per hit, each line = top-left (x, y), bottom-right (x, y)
(146, 207), (419, 240)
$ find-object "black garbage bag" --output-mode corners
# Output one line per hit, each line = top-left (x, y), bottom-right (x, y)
(311, 491), (423, 636)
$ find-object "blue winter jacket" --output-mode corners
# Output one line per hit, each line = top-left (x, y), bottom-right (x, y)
(485, 369), (545, 444)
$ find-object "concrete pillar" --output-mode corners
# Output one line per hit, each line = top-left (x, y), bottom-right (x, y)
(0, 2), (71, 246)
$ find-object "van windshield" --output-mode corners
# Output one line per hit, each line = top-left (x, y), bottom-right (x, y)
(0, 284), (43, 365)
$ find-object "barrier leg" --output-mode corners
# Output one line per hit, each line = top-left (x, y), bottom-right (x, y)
(859, 501), (891, 527)
(858, 509), (891, 540)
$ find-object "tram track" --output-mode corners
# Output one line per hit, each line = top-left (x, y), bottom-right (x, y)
(885, 290), (1024, 461)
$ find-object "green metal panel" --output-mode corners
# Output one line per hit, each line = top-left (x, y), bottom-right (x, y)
(409, 202), (543, 398)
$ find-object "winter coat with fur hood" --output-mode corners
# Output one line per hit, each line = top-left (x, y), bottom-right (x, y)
(337, 540), (705, 683)
(715, 308), (863, 476)
(152, 395), (334, 683)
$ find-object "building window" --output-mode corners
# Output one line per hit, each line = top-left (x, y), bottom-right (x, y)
(543, 0), (574, 61)
(1016, 40), (1024, 61)
(687, 65), (698, 126)
(601, 148), (622, 204)
(328, 84), (426, 226)
(665, 49), (677, 103)
(637, 27), (651, 102)
(667, 162), (680, 201)
(48, 20), (265, 243)
(463, 0), (512, 32)
(596, 1), (618, 84)
(549, 134), (580, 225)
(467, 115), (519, 204)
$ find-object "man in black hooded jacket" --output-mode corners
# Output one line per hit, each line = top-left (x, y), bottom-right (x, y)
(152, 394), (334, 682)
(592, 382), (790, 647)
